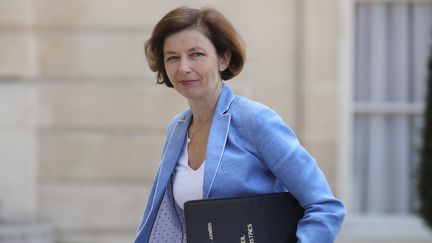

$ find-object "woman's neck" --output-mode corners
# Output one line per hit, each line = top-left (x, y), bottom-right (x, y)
(189, 83), (222, 124)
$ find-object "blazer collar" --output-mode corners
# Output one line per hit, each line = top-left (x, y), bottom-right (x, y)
(203, 84), (235, 198)
(214, 84), (236, 116)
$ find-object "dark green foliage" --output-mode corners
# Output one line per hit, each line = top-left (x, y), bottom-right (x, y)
(419, 47), (432, 229)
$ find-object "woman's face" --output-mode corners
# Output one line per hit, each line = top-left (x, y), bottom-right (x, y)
(163, 28), (230, 101)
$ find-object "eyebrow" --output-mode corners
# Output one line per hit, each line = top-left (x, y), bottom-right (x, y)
(164, 50), (178, 56)
(164, 46), (206, 55)
(189, 46), (205, 52)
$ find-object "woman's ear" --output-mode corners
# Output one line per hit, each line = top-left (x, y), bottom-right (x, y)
(219, 51), (231, 72)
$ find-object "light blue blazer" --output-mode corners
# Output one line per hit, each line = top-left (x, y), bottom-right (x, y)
(135, 84), (345, 243)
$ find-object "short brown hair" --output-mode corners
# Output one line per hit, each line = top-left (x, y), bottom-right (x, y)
(144, 7), (246, 87)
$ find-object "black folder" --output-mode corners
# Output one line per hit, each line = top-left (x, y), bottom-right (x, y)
(184, 192), (304, 243)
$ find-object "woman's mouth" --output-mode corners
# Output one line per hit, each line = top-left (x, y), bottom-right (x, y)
(179, 79), (197, 85)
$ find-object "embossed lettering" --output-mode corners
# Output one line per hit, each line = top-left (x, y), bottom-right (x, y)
(247, 224), (254, 243)
(208, 222), (214, 240)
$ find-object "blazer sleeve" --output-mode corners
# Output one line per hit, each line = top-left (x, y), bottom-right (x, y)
(251, 108), (345, 243)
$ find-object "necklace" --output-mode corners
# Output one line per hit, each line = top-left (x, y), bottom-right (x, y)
(187, 115), (213, 144)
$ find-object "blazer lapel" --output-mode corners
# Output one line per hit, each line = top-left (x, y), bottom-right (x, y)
(203, 85), (235, 198)
(153, 112), (191, 203)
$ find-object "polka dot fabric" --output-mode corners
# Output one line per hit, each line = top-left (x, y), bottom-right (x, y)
(175, 203), (187, 243)
(149, 181), (186, 243)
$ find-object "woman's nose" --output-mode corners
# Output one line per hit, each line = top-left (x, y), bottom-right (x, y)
(179, 58), (192, 73)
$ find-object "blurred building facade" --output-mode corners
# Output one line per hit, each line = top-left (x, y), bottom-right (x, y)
(0, 0), (431, 242)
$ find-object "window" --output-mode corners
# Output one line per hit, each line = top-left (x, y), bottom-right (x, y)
(353, 1), (432, 214)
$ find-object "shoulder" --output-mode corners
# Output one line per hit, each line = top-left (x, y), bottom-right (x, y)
(228, 94), (298, 146)
(229, 95), (282, 125)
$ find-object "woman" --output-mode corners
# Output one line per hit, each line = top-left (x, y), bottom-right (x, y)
(135, 6), (345, 243)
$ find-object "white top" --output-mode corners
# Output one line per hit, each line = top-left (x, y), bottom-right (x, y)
(173, 137), (205, 209)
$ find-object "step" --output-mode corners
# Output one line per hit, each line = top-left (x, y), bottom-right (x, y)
(336, 215), (432, 243)
(0, 222), (55, 243)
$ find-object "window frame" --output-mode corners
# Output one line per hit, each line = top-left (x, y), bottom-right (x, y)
(337, 0), (432, 240)
(339, 0), (429, 214)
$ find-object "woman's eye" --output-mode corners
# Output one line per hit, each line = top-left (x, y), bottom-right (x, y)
(192, 52), (205, 57)
(166, 56), (178, 62)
